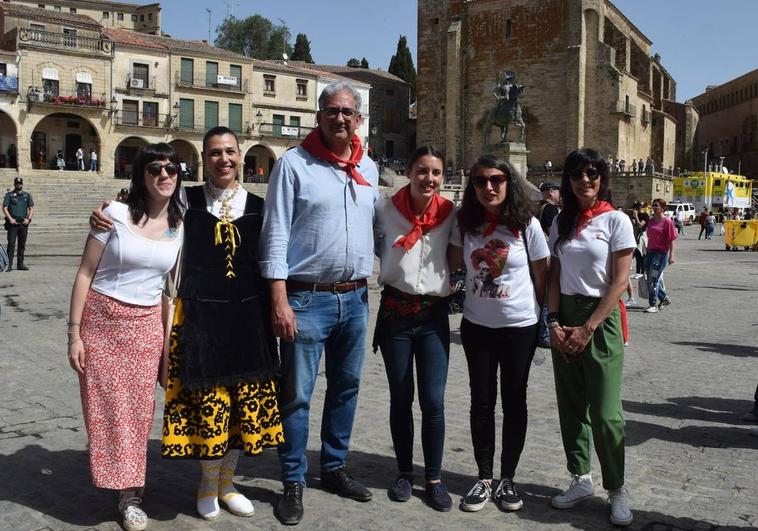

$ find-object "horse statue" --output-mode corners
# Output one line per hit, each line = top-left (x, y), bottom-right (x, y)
(481, 70), (526, 145)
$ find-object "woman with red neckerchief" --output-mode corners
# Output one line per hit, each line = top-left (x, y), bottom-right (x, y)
(546, 148), (635, 527)
(451, 155), (549, 515)
(373, 146), (460, 512)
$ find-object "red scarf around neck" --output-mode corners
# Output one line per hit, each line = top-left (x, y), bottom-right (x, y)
(301, 129), (371, 186)
(482, 210), (520, 238)
(391, 185), (454, 251)
(576, 200), (615, 236)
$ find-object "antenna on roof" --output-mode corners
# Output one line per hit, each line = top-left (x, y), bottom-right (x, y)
(205, 8), (212, 45)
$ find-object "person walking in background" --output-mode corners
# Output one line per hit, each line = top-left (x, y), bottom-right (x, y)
(453, 155), (548, 514)
(68, 143), (183, 531)
(675, 208), (686, 236)
(630, 202), (649, 275)
(89, 148), (98, 172)
(698, 208), (708, 240)
(705, 210), (716, 239)
(547, 148), (635, 527)
(374, 146), (459, 512)
(56, 150), (65, 171)
(643, 198), (677, 313)
(76, 146), (85, 171)
(536, 182), (561, 348)
(3, 177), (34, 271)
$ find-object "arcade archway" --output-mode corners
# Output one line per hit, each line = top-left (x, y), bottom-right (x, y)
(169, 139), (200, 181)
(243, 144), (276, 183)
(114, 136), (149, 179)
(0, 111), (17, 168)
(31, 113), (100, 170)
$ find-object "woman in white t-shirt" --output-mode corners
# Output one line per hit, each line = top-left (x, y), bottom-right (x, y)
(68, 143), (183, 531)
(451, 155), (549, 514)
(546, 148), (635, 527)
(374, 146), (460, 512)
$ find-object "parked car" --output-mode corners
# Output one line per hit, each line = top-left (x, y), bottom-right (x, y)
(664, 202), (696, 225)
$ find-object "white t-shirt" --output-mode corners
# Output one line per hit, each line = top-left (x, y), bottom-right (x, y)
(374, 194), (460, 296)
(90, 201), (182, 306)
(462, 217), (549, 328)
(548, 210), (635, 298)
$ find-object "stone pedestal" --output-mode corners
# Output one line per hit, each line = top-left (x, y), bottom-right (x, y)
(486, 142), (529, 178)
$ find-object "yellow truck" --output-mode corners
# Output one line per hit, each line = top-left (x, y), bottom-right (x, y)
(673, 172), (753, 213)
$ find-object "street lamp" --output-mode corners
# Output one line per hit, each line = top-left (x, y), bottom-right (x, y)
(108, 96), (119, 117)
(702, 146), (709, 175)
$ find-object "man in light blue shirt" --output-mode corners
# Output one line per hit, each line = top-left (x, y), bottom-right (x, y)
(260, 81), (378, 526)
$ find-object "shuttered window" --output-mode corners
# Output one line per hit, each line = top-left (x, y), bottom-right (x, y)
(180, 58), (193, 84)
(204, 100), (219, 129)
(179, 98), (194, 129)
(228, 103), (242, 133)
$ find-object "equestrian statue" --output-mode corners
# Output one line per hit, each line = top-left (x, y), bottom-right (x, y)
(481, 70), (526, 145)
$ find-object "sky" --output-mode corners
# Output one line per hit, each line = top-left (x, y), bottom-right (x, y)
(162, 0), (757, 102)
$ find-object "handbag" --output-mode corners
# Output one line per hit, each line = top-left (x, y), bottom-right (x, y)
(158, 243), (183, 388)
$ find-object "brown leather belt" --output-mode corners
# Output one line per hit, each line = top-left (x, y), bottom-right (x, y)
(286, 278), (367, 293)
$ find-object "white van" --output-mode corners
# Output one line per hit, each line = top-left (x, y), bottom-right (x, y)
(664, 202), (696, 225)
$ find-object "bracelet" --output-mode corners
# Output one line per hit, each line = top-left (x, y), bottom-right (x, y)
(547, 312), (559, 321)
(68, 338), (83, 346)
(547, 321), (560, 329)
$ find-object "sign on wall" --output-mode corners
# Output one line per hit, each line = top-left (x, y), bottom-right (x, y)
(217, 75), (238, 86)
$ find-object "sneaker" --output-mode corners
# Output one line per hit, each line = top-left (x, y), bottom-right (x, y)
(741, 410), (758, 423)
(388, 475), (413, 502)
(461, 479), (492, 512)
(275, 482), (304, 526)
(493, 478), (523, 511)
(624, 298), (636, 307)
(658, 298), (672, 309)
(119, 489), (148, 531)
(608, 487), (633, 526)
(643, 306), (658, 313)
(16, 263), (29, 271)
(425, 482), (452, 512)
(551, 473), (594, 509)
(320, 467), (372, 501)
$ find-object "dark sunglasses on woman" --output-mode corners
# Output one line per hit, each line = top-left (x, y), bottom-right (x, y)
(570, 168), (600, 181)
(472, 174), (508, 188)
(146, 162), (179, 177)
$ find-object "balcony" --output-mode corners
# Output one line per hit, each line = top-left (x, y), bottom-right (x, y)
(610, 100), (636, 118)
(28, 87), (106, 108)
(17, 28), (111, 55)
(259, 123), (313, 139)
(641, 108), (652, 125)
(0, 75), (18, 94)
(174, 72), (248, 94)
(115, 110), (172, 128)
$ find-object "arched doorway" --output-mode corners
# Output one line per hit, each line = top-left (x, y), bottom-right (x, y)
(31, 113), (100, 170)
(0, 111), (18, 168)
(169, 139), (200, 181)
(243, 144), (276, 183)
(114, 137), (148, 179)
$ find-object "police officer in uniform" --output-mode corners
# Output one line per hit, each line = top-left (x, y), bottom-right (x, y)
(3, 177), (34, 271)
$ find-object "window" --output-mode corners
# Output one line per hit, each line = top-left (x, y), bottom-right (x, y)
(272, 114), (284, 136)
(0, 64), (5, 76)
(297, 80), (307, 97)
(204, 100), (219, 129)
(205, 61), (218, 87)
(131, 14), (137, 22)
(103, 11), (109, 19)
(117, 13), (123, 21)
(70, 7), (76, 13)
(148, 13), (152, 20)
(76, 82), (91, 99)
(132, 63), (149, 89)
(37, 4), (44, 8)
(179, 98), (194, 129)
(229, 64), (242, 90)
(289, 116), (301, 128)
(264, 75), (275, 94)
(143, 101), (158, 127)
(180, 58), (194, 84)
(386, 88), (395, 97)
(140, 14), (144, 21)
(505, 18), (513, 39)
(122, 99), (138, 125)
(228, 103), (242, 133)
(42, 78), (59, 97)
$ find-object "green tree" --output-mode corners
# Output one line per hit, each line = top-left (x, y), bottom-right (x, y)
(290, 33), (314, 63)
(214, 15), (292, 60)
(346, 58), (361, 68)
(360, 57), (369, 69)
(388, 35), (416, 101)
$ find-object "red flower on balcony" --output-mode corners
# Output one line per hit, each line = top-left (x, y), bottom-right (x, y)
(49, 95), (105, 107)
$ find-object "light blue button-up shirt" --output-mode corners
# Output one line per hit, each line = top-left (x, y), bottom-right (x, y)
(260, 145), (379, 282)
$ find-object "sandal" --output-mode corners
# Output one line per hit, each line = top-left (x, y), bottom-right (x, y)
(118, 489), (148, 531)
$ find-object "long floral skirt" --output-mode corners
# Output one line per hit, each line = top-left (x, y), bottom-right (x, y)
(79, 289), (163, 490)
(161, 299), (284, 459)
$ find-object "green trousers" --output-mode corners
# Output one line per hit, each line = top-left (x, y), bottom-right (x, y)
(552, 293), (625, 490)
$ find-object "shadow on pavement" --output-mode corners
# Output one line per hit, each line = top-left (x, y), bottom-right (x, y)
(625, 419), (758, 450)
(623, 396), (755, 425)
(670, 341), (758, 358)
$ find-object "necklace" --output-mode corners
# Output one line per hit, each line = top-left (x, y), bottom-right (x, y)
(205, 180), (240, 222)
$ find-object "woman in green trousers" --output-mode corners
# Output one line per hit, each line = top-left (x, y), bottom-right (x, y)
(546, 148), (635, 527)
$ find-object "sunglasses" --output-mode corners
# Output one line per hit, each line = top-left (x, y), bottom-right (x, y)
(146, 162), (179, 177)
(322, 107), (358, 119)
(570, 168), (601, 181)
(472, 174), (508, 188)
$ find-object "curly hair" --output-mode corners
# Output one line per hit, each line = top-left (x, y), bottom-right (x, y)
(457, 154), (535, 235)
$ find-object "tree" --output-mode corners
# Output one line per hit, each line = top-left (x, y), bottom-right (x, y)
(214, 15), (292, 60)
(360, 57), (369, 69)
(290, 33), (314, 63)
(388, 35), (417, 102)
(346, 58), (361, 68)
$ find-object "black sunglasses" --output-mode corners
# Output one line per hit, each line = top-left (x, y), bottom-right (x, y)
(472, 174), (508, 188)
(146, 162), (179, 177)
(570, 168), (601, 181)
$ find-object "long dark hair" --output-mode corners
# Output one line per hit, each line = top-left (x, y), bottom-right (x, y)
(458, 154), (535, 235)
(405, 145), (445, 173)
(553, 147), (612, 253)
(126, 143), (183, 229)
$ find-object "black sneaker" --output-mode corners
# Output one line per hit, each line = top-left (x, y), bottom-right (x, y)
(16, 264), (28, 271)
(494, 478), (523, 511)
(275, 482), (304, 526)
(320, 467), (372, 501)
(658, 297), (672, 309)
(388, 474), (413, 502)
(425, 482), (452, 512)
(461, 479), (492, 512)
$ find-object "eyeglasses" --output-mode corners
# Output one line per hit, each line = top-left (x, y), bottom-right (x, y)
(472, 174), (508, 188)
(322, 107), (358, 119)
(146, 162), (179, 177)
(570, 168), (601, 181)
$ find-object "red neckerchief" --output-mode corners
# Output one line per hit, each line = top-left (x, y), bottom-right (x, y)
(391, 185), (454, 251)
(576, 200), (615, 236)
(301, 129), (371, 186)
(482, 210), (520, 238)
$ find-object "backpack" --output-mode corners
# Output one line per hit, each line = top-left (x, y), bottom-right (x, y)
(0, 242), (8, 272)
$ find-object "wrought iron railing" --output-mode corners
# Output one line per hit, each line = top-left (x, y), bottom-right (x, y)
(174, 72), (248, 93)
(115, 111), (171, 128)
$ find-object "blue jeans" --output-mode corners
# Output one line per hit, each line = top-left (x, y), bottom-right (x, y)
(538, 302), (549, 343)
(706, 223), (715, 238)
(378, 309), (449, 481)
(644, 251), (668, 306)
(277, 287), (369, 484)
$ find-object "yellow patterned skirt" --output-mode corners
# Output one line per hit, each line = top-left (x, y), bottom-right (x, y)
(161, 299), (285, 458)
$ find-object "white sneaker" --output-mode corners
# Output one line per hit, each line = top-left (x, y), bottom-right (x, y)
(624, 298), (636, 307)
(644, 306), (658, 313)
(551, 473), (594, 509)
(608, 487), (633, 526)
(119, 490), (148, 531)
